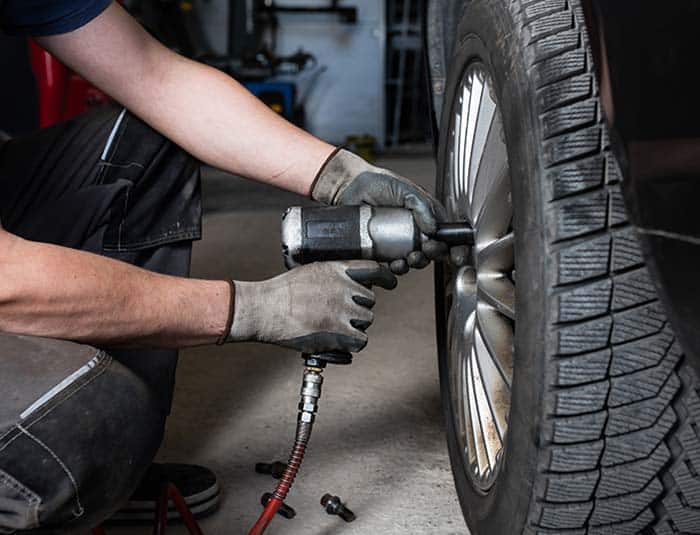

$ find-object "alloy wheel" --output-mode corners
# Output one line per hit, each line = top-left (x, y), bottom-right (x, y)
(444, 63), (515, 492)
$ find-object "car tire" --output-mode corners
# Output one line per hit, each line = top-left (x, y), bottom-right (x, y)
(434, 0), (700, 533)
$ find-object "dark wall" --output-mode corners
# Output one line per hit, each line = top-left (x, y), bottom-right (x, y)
(0, 35), (38, 135)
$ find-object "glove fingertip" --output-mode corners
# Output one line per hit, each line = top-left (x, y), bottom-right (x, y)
(385, 271), (399, 290)
(374, 264), (398, 289)
(350, 319), (372, 332)
(353, 336), (368, 352)
(423, 240), (449, 260)
(389, 259), (409, 275)
(407, 251), (429, 269)
(352, 294), (375, 309)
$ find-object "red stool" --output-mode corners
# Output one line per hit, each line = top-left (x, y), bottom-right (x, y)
(92, 481), (204, 535)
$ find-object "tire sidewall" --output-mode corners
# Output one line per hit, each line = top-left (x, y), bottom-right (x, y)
(435, 1), (547, 533)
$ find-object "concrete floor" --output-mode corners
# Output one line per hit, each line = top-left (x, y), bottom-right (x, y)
(109, 155), (466, 535)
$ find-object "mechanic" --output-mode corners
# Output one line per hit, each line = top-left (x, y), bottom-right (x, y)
(0, 1), (446, 532)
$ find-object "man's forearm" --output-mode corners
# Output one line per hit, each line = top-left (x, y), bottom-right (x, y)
(0, 232), (229, 348)
(38, 2), (335, 196)
(142, 54), (335, 195)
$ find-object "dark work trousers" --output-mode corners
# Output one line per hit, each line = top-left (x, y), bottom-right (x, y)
(0, 106), (202, 533)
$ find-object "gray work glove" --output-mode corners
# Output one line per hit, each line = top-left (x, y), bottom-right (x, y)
(227, 260), (397, 353)
(311, 148), (448, 274)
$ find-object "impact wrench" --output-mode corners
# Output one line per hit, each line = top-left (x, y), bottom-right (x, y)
(247, 206), (473, 535)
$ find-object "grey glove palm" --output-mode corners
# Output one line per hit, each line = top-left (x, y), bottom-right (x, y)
(227, 260), (396, 353)
(311, 149), (447, 274)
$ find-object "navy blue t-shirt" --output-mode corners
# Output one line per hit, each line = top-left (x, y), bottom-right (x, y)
(0, 0), (111, 36)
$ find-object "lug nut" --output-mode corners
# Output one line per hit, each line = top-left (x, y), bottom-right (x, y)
(260, 492), (296, 519)
(320, 494), (356, 523)
(255, 461), (287, 479)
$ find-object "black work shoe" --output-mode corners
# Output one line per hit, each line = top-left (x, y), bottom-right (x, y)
(108, 463), (220, 523)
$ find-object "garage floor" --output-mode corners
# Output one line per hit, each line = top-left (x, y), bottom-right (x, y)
(109, 155), (466, 535)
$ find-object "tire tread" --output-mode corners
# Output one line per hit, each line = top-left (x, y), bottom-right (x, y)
(512, 0), (700, 532)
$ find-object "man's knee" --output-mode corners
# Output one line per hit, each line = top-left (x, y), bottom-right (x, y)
(0, 333), (165, 533)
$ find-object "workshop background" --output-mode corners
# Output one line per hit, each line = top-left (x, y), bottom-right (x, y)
(1, 1), (465, 533)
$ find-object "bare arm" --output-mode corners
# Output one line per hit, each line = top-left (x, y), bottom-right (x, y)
(36, 2), (334, 196)
(0, 228), (229, 348)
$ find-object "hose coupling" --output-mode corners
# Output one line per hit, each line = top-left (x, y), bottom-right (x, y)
(299, 367), (323, 424)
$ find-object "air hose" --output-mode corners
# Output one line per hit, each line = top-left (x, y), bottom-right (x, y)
(247, 358), (326, 535)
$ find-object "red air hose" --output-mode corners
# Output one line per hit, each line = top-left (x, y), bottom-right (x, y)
(247, 433), (310, 535)
(247, 365), (321, 535)
(247, 497), (282, 535)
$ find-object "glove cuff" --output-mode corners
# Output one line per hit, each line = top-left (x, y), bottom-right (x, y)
(310, 148), (367, 205)
(216, 279), (236, 345)
(226, 280), (262, 343)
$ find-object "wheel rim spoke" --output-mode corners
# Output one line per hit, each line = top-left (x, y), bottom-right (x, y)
(478, 275), (515, 320)
(444, 62), (514, 491)
(454, 110), (464, 201)
(464, 73), (484, 209)
(475, 163), (512, 245)
(471, 352), (501, 469)
(470, 95), (501, 221)
(466, 345), (490, 475)
(473, 324), (508, 447)
(478, 232), (514, 273)
(477, 304), (514, 386)
(449, 99), (468, 220)
(459, 84), (472, 202)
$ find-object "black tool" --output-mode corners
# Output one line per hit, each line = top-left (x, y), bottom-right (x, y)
(320, 494), (356, 523)
(260, 493), (296, 519)
(255, 462), (287, 480)
(281, 206), (473, 268)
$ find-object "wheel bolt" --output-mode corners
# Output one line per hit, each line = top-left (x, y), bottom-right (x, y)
(320, 494), (356, 523)
(255, 461), (287, 479)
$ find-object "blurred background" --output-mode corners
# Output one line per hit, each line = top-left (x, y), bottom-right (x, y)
(1, 0), (433, 153)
